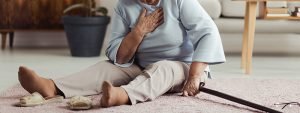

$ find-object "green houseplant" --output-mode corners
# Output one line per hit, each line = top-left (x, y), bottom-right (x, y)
(63, 0), (110, 57)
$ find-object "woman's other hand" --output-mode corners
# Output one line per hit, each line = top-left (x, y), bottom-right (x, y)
(134, 8), (164, 36)
(182, 62), (207, 96)
(182, 76), (201, 96)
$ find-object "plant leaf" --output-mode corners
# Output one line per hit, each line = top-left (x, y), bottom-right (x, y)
(63, 4), (88, 14)
(96, 7), (108, 16)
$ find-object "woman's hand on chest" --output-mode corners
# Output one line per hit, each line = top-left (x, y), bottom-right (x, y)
(134, 8), (164, 37)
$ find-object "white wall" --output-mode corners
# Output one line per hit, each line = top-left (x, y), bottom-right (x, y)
(4, 0), (300, 55)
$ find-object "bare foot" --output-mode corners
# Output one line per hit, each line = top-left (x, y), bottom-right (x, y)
(18, 66), (57, 98)
(100, 81), (129, 107)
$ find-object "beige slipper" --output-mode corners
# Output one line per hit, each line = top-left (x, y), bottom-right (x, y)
(19, 92), (63, 107)
(68, 96), (92, 110)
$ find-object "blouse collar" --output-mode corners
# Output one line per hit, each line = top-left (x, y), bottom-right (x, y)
(138, 0), (161, 14)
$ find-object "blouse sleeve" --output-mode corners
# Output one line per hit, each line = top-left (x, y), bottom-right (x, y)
(178, 0), (226, 64)
(105, 2), (135, 67)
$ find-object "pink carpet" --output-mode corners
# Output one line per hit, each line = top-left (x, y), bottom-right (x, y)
(1, 78), (300, 113)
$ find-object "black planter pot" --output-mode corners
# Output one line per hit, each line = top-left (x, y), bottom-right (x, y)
(63, 16), (110, 57)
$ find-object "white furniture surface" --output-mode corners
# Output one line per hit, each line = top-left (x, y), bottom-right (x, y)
(200, 0), (300, 33)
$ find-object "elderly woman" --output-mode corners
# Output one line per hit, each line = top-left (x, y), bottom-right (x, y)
(18, 0), (225, 107)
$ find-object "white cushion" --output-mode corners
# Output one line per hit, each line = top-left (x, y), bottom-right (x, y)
(214, 18), (300, 33)
(198, 0), (222, 19)
(267, 1), (287, 8)
(221, 0), (259, 17)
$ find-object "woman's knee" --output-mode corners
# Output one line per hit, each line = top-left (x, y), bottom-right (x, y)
(96, 60), (113, 66)
(143, 60), (188, 77)
(150, 60), (187, 69)
(93, 60), (121, 71)
(151, 60), (176, 67)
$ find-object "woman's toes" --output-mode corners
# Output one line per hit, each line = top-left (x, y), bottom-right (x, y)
(18, 66), (39, 80)
(19, 66), (30, 73)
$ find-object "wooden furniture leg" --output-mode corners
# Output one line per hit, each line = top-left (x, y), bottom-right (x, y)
(260, 1), (267, 19)
(242, 2), (250, 69)
(1, 32), (8, 50)
(245, 1), (258, 74)
(9, 32), (14, 48)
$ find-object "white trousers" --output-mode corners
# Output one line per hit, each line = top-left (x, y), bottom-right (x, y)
(53, 60), (207, 104)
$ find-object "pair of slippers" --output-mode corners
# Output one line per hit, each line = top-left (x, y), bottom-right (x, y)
(19, 92), (92, 110)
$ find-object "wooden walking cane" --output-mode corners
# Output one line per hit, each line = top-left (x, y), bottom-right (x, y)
(198, 82), (282, 113)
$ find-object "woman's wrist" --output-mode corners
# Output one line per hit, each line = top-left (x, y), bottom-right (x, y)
(133, 27), (145, 38)
(189, 62), (208, 78)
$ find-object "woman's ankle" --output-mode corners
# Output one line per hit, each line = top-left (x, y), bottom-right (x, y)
(50, 79), (65, 98)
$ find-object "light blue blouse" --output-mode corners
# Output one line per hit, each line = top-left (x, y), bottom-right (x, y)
(106, 0), (226, 68)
